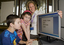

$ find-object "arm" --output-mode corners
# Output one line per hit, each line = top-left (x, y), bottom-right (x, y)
(16, 35), (32, 45)
(26, 24), (35, 42)
(26, 25), (30, 40)
(21, 23), (30, 40)
(19, 40), (28, 44)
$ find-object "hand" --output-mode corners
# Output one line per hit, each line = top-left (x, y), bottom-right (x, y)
(29, 39), (35, 42)
(26, 39), (34, 45)
(30, 39), (35, 41)
(26, 40), (33, 45)
(25, 39), (35, 45)
(25, 41), (30, 45)
(57, 10), (62, 18)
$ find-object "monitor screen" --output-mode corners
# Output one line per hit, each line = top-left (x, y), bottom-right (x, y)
(37, 12), (61, 39)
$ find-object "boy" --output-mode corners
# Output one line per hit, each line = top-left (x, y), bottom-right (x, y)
(0, 14), (30, 45)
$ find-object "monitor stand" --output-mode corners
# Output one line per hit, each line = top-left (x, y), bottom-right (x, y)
(38, 35), (58, 43)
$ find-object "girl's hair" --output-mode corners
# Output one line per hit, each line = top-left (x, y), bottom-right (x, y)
(26, 1), (37, 10)
(6, 14), (19, 27)
(21, 12), (32, 19)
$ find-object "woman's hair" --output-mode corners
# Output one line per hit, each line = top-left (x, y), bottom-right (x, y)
(26, 1), (37, 10)
(21, 12), (32, 19)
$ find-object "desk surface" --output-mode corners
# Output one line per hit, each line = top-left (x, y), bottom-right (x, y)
(38, 40), (64, 45)
(38, 36), (64, 45)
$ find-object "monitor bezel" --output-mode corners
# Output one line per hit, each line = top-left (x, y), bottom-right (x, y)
(37, 12), (61, 39)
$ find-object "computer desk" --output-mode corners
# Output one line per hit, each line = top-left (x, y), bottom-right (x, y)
(38, 35), (64, 45)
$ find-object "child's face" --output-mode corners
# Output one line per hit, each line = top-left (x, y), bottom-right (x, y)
(13, 18), (21, 29)
(23, 14), (31, 23)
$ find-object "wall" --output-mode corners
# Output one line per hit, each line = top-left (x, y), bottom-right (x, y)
(0, 9), (1, 22)
(54, 0), (64, 40)
(59, 0), (64, 40)
(1, 1), (14, 23)
(54, 0), (59, 11)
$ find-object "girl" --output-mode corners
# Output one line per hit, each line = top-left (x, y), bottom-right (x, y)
(17, 10), (33, 45)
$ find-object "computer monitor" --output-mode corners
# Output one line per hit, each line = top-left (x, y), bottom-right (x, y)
(37, 12), (61, 39)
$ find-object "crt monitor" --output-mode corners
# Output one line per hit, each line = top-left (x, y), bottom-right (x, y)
(37, 12), (61, 39)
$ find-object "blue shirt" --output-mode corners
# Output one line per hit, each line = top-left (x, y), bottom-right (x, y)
(0, 30), (21, 45)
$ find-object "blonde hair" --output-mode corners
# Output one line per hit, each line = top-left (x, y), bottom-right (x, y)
(26, 1), (37, 10)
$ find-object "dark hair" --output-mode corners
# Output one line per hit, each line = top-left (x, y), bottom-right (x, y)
(21, 12), (32, 19)
(6, 14), (19, 27)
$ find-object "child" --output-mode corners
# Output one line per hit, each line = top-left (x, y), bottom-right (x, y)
(0, 14), (31, 45)
(17, 10), (34, 45)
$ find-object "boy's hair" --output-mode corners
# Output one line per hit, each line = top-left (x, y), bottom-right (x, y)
(21, 12), (32, 19)
(6, 14), (19, 27)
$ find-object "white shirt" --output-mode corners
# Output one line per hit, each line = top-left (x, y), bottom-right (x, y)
(30, 10), (44, 35)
